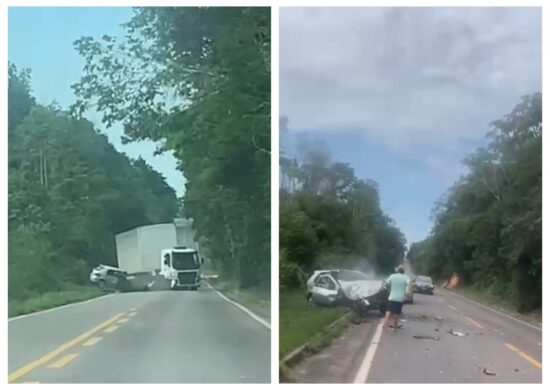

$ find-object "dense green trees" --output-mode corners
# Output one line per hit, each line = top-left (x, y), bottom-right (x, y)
(71, 7), (270, 288)
(8, 64), (177, 301)
(409, 93), (542, 312)
(280, 147), (407, 288)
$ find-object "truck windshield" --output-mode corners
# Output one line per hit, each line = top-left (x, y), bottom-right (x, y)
(172, 252), (198, 270)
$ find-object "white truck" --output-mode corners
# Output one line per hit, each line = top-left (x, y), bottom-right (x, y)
(91, 219), (203, 291)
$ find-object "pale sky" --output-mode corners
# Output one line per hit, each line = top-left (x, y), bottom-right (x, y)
(8, 7), (185, 196)
(280, 7), (542, 243)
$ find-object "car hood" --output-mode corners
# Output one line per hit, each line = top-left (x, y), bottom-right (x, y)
(339, 280), (384, 300)
(416, 282), (432, 287)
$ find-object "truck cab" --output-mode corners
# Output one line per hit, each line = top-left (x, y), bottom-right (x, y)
(160, 247), (203, 290)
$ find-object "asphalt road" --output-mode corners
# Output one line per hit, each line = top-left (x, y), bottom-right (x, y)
(288, 288), (542, 383)
(8, 286), (270, 383)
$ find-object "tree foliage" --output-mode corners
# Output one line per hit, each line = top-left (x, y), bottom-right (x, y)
(409, 93), (542, 312)
(280, 147), (407, 288)
(71, 7), (271, 288)
(8, 64), (177, 301)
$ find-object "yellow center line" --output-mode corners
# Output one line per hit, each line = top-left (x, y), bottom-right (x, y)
(48, 353), (79, 369)
(8, 312), (125, 383)
(104, 325), (119, 333)
(505, 343), (542, 369)
(505, 343), (519, 352)
(465, 316), (484, 329)
(518, 352), (543, 369)
(82, 337), (103, 347)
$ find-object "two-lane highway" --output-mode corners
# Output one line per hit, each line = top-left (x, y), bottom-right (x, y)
(8, 286), (270, 383)
(288, 288), (541, 383)
(364, 289), (541, 383)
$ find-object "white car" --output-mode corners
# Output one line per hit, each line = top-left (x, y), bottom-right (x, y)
(306, 269), (389, 314)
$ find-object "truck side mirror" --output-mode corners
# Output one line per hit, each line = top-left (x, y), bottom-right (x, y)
(163, 255), (170, 266)
(201, 257), (204, 265)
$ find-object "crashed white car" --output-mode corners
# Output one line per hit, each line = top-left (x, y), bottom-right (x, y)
(90, 264), (155, 292)
(306, 269), (389, 315)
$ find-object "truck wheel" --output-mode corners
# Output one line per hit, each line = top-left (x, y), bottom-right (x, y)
(98, 281), (106, 291)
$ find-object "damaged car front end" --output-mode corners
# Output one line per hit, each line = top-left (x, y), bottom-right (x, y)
(306, 270), (389, 317)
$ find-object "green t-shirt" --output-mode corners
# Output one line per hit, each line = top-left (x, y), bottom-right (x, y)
(386, 273), (410, 302)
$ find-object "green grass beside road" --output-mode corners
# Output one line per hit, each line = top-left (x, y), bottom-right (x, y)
(206, 278), (271, 322)
(8, 286), (106, 318)
(279, 289), (348, 359)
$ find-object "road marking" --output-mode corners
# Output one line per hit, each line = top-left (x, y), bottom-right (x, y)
(82, 337), (102, 347)
(505, 343), (519, 352)
(354, 319), (384, 383)
(129, 307), (137, 312)
(48, 353), (79, 368)
(8, 312), (125, 383)
(8, 294), (111, 322)
(128, 312), (137, 317)
(505, 343), (542, 369)
(465, 316), (484, 329)
(117, 318), (129, 323)
(448, 304), (457, 311)
(437, 287), (541, 331)
(518, 352), (543, 369)
(104, 325), (119, 333)
(204, 281), (270, 330)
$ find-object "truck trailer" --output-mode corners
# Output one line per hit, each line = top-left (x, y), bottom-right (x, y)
(90, 220), (203, 291)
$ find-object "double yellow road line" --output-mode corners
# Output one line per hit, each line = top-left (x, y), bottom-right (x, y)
(8, 312), (126, 383)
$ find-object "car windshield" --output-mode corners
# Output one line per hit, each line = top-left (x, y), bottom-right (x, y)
(172, 251), (199, 270)
(417, 276), (432, 283)
(335, 270), (370, 282)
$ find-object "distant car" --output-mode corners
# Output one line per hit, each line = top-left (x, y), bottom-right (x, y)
(414, 275), (434, 294)
(306, 269), (389, 316)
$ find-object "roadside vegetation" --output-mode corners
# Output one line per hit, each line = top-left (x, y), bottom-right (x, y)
(9, 8), (271, 314)
(279, 140), (406, 357)
(72, 7), (271, 296)
(8, 65), (177, 312)
(279, 289), (348, 359)
(8, 286), (106, 318)
(408, 93), (542, 314)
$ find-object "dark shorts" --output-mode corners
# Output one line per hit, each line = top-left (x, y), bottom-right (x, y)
(387, 300), (404, 314)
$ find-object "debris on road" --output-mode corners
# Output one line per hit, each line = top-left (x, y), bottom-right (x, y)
(514, 368), (520, 372)
(434, 316), (443, 321)
(400, 319), (407, 322)
(482, 368), (496, 376)
(434, 328), (439, 332)
(475, 332), (484, 336)
(447, 329), (468, 337)
(413, 335), (440, 341)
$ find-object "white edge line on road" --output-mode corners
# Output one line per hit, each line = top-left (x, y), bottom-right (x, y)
(354, 319), (384, 383)
(204, 281), (271, 330)
(8, 294), (111, 322)
(437, 287), (542, 331)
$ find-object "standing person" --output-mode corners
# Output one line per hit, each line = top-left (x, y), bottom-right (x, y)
(384, 265), (410, 330)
